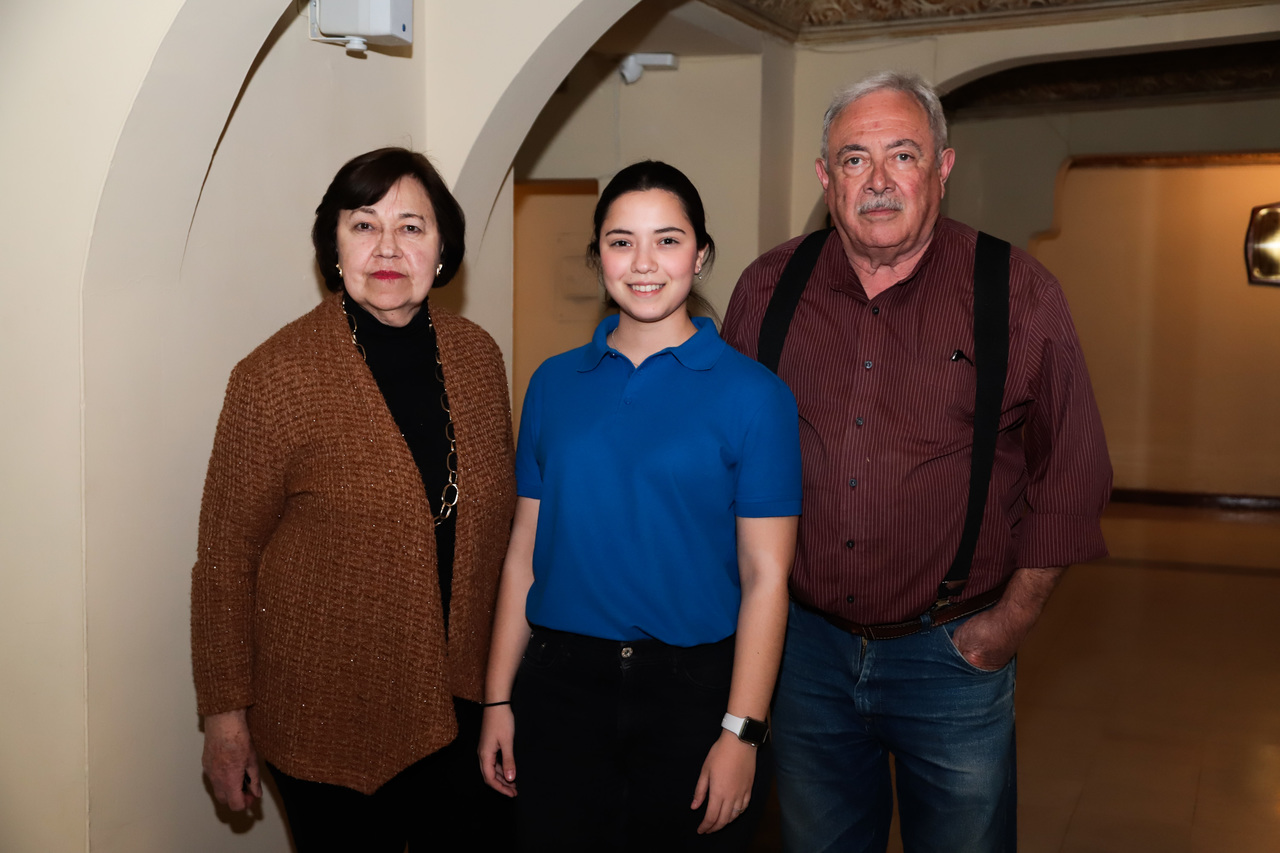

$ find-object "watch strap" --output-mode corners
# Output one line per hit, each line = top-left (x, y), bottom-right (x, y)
(721, 712), (768, 746)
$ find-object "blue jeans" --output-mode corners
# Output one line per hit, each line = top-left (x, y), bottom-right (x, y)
(772, 602), (1017, 853)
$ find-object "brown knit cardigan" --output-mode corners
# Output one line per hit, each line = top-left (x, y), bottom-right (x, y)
(191, 292), (516, 794)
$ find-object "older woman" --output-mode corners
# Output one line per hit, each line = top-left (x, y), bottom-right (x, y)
(191, 147), (515, 850)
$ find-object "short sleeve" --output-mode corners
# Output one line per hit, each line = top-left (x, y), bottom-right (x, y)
(1016, 280), (1111, 567)
(514, 367), (545, 499)
(734, 377), (802, 518)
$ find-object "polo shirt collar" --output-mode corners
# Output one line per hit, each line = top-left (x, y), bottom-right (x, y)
(669, 317), (724, 370)
(577, 314), (724, 372)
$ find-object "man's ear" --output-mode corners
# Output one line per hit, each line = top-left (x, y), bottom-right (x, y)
(938, 147), (956, 196)
(816, 157), (831, 192)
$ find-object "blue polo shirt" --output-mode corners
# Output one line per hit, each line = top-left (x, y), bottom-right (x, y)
(515, 314), (801, 645)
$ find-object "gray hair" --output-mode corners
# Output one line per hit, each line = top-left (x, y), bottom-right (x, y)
(820, 71), (949, 165)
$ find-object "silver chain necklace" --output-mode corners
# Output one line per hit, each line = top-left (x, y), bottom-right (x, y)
(343, 300), (459, 526)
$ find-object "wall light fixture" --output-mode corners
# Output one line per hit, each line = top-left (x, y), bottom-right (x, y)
(1245, 201), (1280, 286)
(308, 0), (411, 54)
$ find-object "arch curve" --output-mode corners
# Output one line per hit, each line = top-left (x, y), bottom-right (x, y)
(77, 1), (638, 848)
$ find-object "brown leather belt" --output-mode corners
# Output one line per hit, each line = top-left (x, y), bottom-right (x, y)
(797, 584), (1007, 641)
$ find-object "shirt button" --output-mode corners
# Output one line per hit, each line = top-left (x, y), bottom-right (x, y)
(871, 306), (880, 315)
(849, 478), (858, 488)
(864, 361), (873, 370)
(855, 416), (864, 426)
(845, 540), (855, 549)
(620, 646), (633, 659)
(846, 594), (856, 603)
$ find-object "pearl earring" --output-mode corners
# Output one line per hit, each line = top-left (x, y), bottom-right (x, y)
(336, 263), (343, 277)
(436, 263), (443, 275)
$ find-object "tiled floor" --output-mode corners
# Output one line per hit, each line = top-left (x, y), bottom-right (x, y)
(751, 504), (1280, 852)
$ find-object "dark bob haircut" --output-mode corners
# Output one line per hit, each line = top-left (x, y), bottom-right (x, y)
(587, 160), (716, 275)
(312, 147), (465, 293)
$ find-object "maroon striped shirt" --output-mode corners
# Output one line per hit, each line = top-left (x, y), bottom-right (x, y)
(722, 218), (1111, 623)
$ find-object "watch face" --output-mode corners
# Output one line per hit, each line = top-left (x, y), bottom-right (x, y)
(741, 717), (769, 746)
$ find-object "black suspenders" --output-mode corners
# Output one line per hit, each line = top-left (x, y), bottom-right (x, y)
(756, 229), (1012, 605)
(943, 231), (1011, 603)
(757, 228), (832, 375)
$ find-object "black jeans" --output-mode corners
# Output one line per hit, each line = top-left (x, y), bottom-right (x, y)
(513, 627), (770, 853)
(267, 698), (514, 853)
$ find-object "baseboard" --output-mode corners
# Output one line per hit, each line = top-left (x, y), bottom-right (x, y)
(1110, 488), (1280, 512)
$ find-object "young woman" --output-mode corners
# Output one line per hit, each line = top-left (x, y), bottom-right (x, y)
(478, 161), (801, 851)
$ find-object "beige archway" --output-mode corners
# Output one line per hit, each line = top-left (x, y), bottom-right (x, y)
(65, 0), (1279, 849)
(77, 1), (637, 849)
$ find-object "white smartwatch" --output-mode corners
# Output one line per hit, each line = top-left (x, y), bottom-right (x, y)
(722, 712), (769, 747)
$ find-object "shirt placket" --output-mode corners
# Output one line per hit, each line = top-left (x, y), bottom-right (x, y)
(615, 353), (653, 414)
(839, 294), (891, 608)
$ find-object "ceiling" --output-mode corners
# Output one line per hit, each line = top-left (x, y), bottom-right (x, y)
(589, 0), (1278, 107)
(699, 0), (1252, 43)
(943, 36), (1280, 116)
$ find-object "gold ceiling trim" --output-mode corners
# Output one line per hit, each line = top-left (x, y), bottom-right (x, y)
(699, 0), (1263, 44)
(1070, 152), (1280, 169)
(943, 37), (1280, 115)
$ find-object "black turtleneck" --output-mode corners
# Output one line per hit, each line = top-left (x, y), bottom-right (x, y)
(343, 295), (456, 629)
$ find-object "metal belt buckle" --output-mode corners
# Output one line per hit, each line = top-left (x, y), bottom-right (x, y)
(934, 580), (967, 612)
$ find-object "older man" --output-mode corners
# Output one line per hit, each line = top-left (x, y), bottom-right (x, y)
(721, 71), (1111, 852)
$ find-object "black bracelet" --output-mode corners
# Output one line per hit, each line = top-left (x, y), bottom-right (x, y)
(482, 700), (511, 708)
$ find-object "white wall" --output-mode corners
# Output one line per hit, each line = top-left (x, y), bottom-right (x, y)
(758, 35), (799, 252)
(622, 54), (764, 311)
(1035, 162), (1280, 496)
(519, 52), (764, 314)
(949, 97), (1280, 251)
(84, 6), (431, 849)
(1, 1), (638, 850)
(432, 0), (643, 348)
(0, 3), (185, 850)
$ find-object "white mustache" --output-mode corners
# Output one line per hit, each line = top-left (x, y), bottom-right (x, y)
(858, 195), (904, 214)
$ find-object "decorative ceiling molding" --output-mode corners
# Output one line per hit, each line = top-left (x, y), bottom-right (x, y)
(943, 38), (1280, 116)
(700, 0), (1259, 43)
(1070, 153), (1280, 168)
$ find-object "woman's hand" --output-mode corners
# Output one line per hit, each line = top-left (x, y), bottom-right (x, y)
(691, 730), (757, 834)
(202, 708), (262, 811)
(479, 497), (539, 799)
(687, 513), (793, 834)
(478, 705), (519, 797)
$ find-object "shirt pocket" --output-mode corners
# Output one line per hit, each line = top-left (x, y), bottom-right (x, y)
(908, 352), (978, 455)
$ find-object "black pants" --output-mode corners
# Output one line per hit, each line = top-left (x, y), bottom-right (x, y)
(267, 698), (514, 853)
(513, 627), (770, 853)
